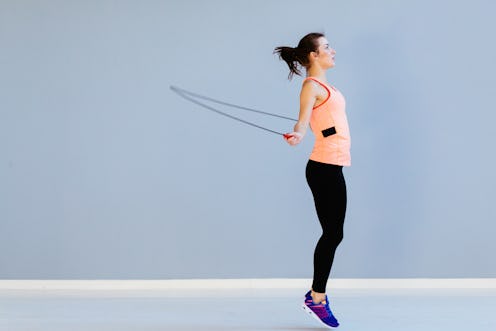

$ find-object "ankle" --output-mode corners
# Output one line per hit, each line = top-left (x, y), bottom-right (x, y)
(311, 290), (326, 303)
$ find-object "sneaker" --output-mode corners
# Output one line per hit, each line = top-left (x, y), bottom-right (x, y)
(302, 290), (339, 328)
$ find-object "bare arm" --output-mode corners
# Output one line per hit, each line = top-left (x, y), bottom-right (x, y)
(285, 80), (317, 146)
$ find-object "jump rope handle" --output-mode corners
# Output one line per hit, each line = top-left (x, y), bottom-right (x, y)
(283, 133), (294, 140)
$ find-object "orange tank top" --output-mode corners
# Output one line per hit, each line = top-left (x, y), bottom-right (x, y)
(304, 77), (351, 166)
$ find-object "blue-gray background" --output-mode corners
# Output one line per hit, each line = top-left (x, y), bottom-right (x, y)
(1, 0), (495, 279)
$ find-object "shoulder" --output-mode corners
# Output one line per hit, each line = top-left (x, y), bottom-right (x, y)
(301, 78), (328, 100)
(301, 78), (321, 95)
(302, 78), (318, 88)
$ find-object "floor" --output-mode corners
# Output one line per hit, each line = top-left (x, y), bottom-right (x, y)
(1, 288), (495, 331)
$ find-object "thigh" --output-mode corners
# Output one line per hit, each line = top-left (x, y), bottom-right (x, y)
(306, 160), (347, 228)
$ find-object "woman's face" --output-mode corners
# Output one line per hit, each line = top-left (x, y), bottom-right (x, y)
(314, 37), (336, 68)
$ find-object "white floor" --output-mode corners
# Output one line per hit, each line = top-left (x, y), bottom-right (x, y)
(1, 288), (496, 331)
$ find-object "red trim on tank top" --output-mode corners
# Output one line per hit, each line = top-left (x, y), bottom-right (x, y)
(304, 77), (332, 110)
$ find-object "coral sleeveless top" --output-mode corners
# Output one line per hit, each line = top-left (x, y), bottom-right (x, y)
(305, 77), (351, 166)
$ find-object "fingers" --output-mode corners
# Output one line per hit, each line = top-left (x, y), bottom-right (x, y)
(283, 132), (301, 145)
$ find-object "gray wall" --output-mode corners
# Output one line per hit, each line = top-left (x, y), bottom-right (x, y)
(1, 0), (495, 279)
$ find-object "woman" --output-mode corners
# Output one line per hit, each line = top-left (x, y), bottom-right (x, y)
(275, 32), (351, 329)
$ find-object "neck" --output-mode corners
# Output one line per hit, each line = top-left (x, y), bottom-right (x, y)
(306, 66), (327, 81)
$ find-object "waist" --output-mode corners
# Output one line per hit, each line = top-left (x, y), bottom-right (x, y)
(307, 159), (343, 170)
(310, 138), (351, 166)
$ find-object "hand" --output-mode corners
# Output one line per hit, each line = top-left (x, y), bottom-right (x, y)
(283, 132), (303, 146)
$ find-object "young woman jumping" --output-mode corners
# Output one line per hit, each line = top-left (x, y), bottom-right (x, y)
(275, 32), (351, 329)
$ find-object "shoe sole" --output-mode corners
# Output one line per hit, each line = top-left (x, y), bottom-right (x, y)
(302, 303), (339, 329)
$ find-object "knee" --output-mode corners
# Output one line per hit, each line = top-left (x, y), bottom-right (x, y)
(322, 231), (343, 247)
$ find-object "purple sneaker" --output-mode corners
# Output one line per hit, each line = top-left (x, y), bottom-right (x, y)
(302, 290), (339, 328)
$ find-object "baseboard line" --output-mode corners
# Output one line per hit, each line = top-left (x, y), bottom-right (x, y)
(1, 278), (496, 290)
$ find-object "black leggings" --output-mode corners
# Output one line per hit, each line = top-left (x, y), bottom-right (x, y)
(306, 159), (347, 293)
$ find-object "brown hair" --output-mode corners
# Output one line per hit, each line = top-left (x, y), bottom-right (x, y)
(274, 32), (325, 80)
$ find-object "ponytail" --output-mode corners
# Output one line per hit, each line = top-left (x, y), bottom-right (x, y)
(274, 32), (325, 80)
(273, 46), (303, 80)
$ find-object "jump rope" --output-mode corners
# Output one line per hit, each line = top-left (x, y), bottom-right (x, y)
(170, 85), (296, 139)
